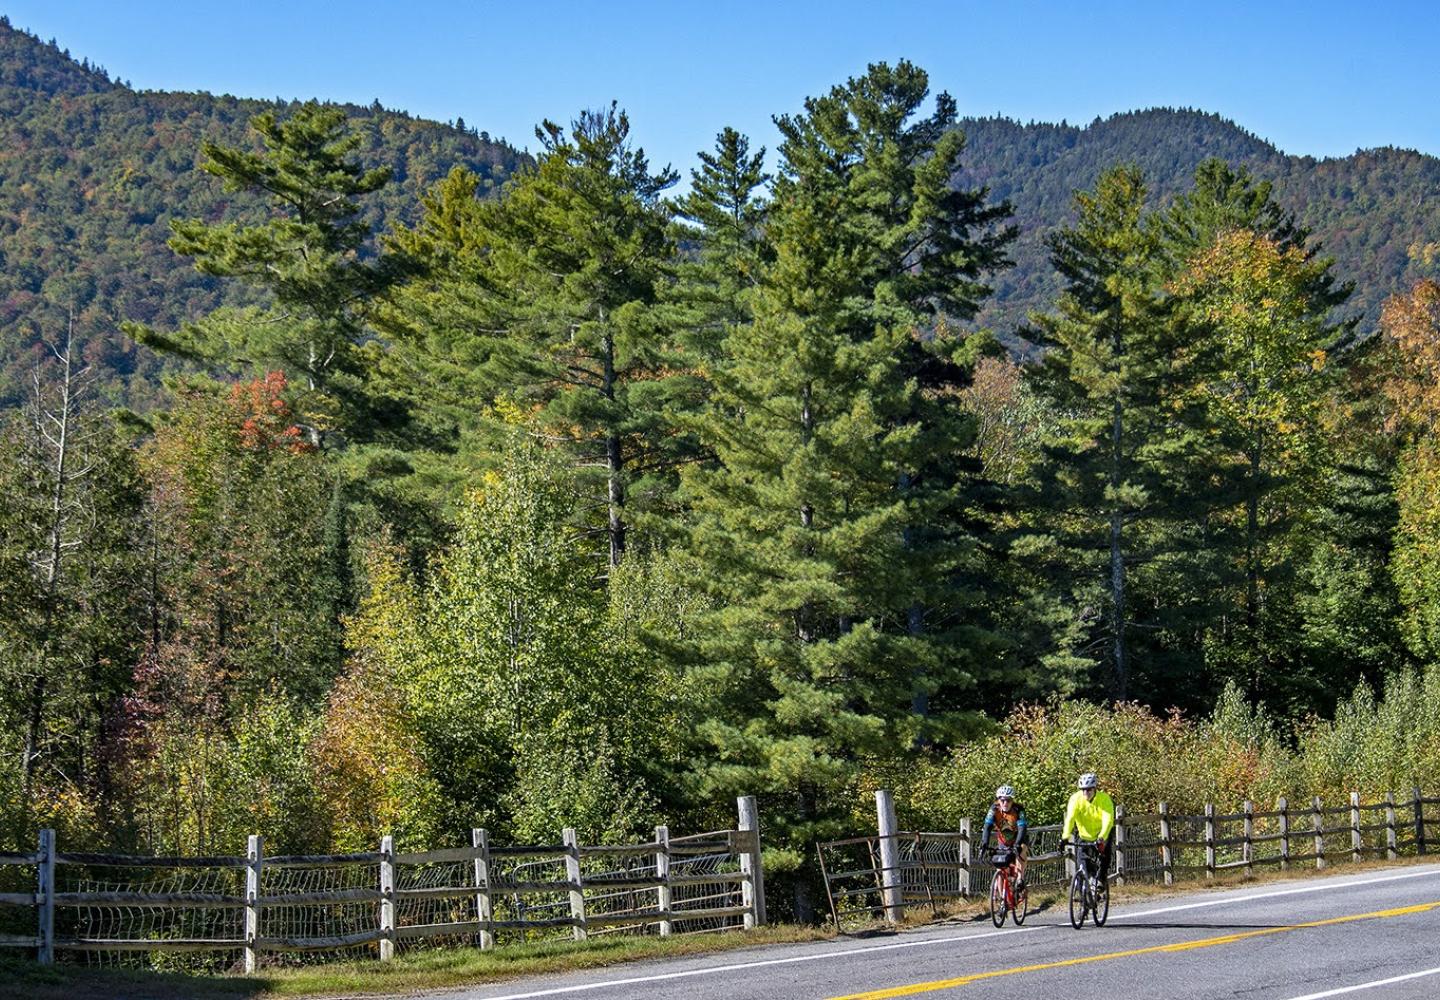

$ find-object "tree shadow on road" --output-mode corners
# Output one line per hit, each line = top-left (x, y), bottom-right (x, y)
(2, 956), (261, 1000)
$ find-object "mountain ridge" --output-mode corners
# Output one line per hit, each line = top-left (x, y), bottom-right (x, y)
(952, 107), (1440, 333)
(2, 17), (1436, 405)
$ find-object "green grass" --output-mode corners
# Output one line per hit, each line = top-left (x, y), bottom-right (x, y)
(1, 926), (831, 999)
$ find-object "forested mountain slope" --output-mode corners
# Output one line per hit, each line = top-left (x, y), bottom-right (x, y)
(0, 19), (525, 408)
(2, 18), (1437, 404)
(957, 109), (1440, 335)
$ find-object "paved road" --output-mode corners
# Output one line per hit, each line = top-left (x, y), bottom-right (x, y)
(435, 864), (1440, 1000)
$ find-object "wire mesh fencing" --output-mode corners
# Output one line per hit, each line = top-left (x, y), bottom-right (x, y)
(0, 796), (766, 971)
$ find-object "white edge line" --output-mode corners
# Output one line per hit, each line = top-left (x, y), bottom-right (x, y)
(1280, 965), (1440, 1000)
(467, 924), (1045, 1000)
(1109, 865), (1440, 921)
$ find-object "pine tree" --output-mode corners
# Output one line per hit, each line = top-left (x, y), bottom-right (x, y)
(669, 127), (771, 354)
(676, 62), (1015, 885)
(636, 128), (775, 516)
(383, 106), (679, 564)
(1024, 166), (1178, 700)
(128, 103), (400, 445)
(1158, 158), (1355, 328)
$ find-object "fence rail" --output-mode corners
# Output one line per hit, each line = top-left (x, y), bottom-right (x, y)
(819, 786), (1439, 927)
(0, 796), (765, 970)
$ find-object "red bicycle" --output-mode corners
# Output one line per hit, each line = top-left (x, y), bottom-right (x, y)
(988, 845), (1028, 927)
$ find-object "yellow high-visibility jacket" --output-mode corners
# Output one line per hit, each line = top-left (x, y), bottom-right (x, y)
(1062, 789), (1115, 841)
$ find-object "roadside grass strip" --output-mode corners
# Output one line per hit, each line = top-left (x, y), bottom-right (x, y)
(826, 900), (1440, 1000)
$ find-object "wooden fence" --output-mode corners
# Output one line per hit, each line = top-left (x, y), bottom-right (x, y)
(819, 787), (1440, 927)
(0, 796), (765, 970)
(1123, 788), (1438, 884)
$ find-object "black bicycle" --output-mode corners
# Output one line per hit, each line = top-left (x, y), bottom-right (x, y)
(1068, 839), (1109, 929)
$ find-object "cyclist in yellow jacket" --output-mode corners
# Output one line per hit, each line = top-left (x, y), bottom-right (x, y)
(1062, 772), (1116, 888)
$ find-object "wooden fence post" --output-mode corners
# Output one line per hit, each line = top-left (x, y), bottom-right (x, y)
(959, 817), (972, 898)
(1204, 803), (1216, 879)
(1114, 803), (1126, 885)
(244, 834), (263, 974)
(37, 828), (54, 966)
(1350, 792), (1363, 863)
(1243, 801), (1254, 877)
(378, 835), (395, 962)
(874, 789), (904, 923)
(1414, 787), (1426, 855)
(1158, 802), (1173, 886)
(737, 795), (766, 927)
(563, 828), (587, 941)
(1278, 797), (1290, 871)
(1385, 792), (1398, 861)
(472, 828), (493, 950)
(1312, 796), (1325, 869)
(655, 825), (672, 937)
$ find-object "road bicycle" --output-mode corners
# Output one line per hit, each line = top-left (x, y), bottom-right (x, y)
(1068, 840), (1109, 929)
(988, 846), (1028, 927)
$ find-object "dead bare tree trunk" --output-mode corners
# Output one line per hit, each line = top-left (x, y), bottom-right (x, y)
(21, 316), (96, 796)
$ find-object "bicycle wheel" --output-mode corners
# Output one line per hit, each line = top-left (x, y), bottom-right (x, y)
(1092, 877), (1110, 926)
(1013, 880), (1028, 926)
(1068, 873), (1086, 929)
(990, 870), (1007, 927)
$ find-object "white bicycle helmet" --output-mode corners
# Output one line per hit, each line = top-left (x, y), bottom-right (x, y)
(995, 785), (1016, 800)
(1078, 772), (1098, 790)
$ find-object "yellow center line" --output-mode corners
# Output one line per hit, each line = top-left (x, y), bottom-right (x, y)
(826, 900), (1440, 1000)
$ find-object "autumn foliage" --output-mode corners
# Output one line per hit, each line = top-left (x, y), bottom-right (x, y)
(1382, 281), (1440, 661)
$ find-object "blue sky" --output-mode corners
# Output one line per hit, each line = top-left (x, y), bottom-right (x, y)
(6, 0), (1438, 180)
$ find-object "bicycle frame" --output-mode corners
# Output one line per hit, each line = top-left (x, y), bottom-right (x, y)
(988, 844), (1027, 927)
(997, 863), (1018, 907)
(1068, 839), (1109, 928)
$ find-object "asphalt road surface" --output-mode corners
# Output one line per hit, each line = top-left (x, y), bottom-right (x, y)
(428, 863), (1440, 1000)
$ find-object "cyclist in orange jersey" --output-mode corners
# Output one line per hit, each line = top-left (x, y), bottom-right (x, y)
(980, 784), (1029, 889)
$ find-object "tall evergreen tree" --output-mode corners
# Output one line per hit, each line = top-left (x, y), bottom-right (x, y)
(383, 106), (680, 564)
(669, 127), (771, 353)
(128, 103), (401, 445)
(676, 62), (1015, 889)
(636, 128), (775, 517)
(1024, 166), (1179, 700)
(1158, 158), (1355, 328)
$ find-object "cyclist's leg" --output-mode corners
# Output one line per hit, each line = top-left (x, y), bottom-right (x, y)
(1016, 843), (1029, 888)
(1101, 829), (1116, 887)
